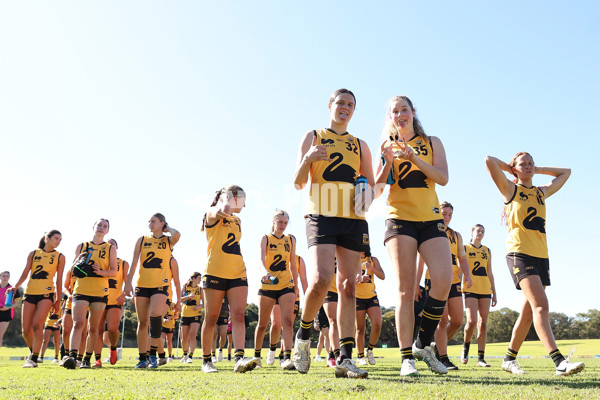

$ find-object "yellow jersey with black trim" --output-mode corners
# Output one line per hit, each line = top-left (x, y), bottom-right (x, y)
(107, 259), (125, 305)
(356, 256), (377, 299)
(73, 241), (111, 297)
(44, 311), (60, 329)
(463, 243), (492, 295)
(307, 128), (364, 220)
(136, 235), (172, 288)
(385, 136), (441, 221)
(204, 214), (246, 280)
(505, 184), (547, 258)
(25, 249), (61, 295)
(261, 234), (294, 291)
(446, 228), (461, 285)
(182, 284), (202, 318)
(163, 302), (176, 329)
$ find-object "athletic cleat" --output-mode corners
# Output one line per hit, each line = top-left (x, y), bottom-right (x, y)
(62, 356), (76, 369)
(180, 355), (187, 363)
(502, 359), (526, 374)
(327, 357), (336, 368)
(79, 359), (91, 369)
(234, 358), (257, 373)
(477, 359), (491, 368)
(442, 358), (459, 370)
(461, 346), (469, 364)
(357, 357), (367, 366)
(217, 349), (223, 362)
(400, 359), (419, 377)
(266, 350), (276, 365)
(92, 359), (102, 368)
(52, 358), (59, 364)
(22, 359), (38, 368)
(134, 360), (148, 369)
(555, 348), (585, 376)
(292, 338), (311, 374)
(58, 358), (65, 367)
(212, 356), (217, 363)
(158, 357), (167, 366)
(253, 357), (262, 369)
(37, 358), (44, 363)
(166, 357), (173, 363)
(185, 356), (193, 364)
(281, 359), (295, 370)
(314, 354), (324, 362)
(366, 349), (376, 365)
(202, 361), (218, 373)
(148, 355), (158, 368)
(334, 358), (368, 379)
(412, 343), (448, 375)
(110, 349), (118, 365)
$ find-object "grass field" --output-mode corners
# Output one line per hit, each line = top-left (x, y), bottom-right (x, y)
(1, 340), (598, 399)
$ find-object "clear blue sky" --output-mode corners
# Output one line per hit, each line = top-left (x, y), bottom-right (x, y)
(1, 1), (598, 316)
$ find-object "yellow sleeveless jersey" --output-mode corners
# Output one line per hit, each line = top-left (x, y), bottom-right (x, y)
(73, 241), (111, 297)
(44, 311), (60, 328)
(505, 184), (547, 258)
(307, 128), (364, 220)
(260, 234), (294, 291)
(204, 214), (246, 280)
(107, 259), (125, 305)
(182, 283), (202, 318)
(463, 243), (492, 295)
(136, 235), (172, 288)
(446, 228), (461, 284)
(25, 249), (61, 295)
(356, 256), (377, 299)
(385, 136), (441, 221)
(163, 302), (176, 329)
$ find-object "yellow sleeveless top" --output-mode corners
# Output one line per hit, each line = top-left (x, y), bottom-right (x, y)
(73, 241), (111, 297)
(181, 283), (202, 318)
(204, 214), (246, 280)
(505, 184), (547, 258)
(446, 228), (461, 284)
(25, 249), (61, 295)
(136, 235), (173, 288)
(385, 136), (441, 221)
(260, 234), (294, 291)
(356, 256), (377, 299)
(307, 128), (364, 219)
(163, 302), (176, 329)
(463, 243), (492, 295)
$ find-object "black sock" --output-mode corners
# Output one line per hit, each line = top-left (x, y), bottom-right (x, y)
(139, 353), (148, 362)
(31, 353), (39, 363)
(95, 354), (101, 361)
(158, 352), (165, 359)
(60, 344), (66, 359)
(278, 352), (283, 360)
(284, 350), (291, 360)
(339, 337), (354, 362)
(69, 350), (77, 359)
(254, 349), (261, 358)
(203, 354), (212, 364)
(189, 353), (194, 358)
(84, 352), (92, 362)
(478, 350), (485, 361)
(504, 348), (517, 362)
(367, 343), (375, 352)
(550, 349), (565, 367)
(76, 354), (83, 362)
(234, 349), (244, 362)
(357, 352), (365, 358)
(110, 345), (117, 351)
(150, 346), (157, 357)
(328, 351), (335, 360)
(439, 354), (449, 363)
(298, 320), (312, 341)
(334, 349), (340, 359)
(269, 343), (277, 351)
(401, 347), (414, 361)
(415, 297), (446, 349)
(463, 342), (471, 356)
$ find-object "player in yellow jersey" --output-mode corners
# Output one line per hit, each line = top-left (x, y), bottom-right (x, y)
(11, 230), (65, 368)
(355, 252), (385, 366)
(293, 89), (374, 379)
(460, 224), (496, 367)
(40, 309), (61, 363)
(125, 213), (181, 369)
(180, 272), (203, 364)
(63, 219), (117, 370)
(200, 185), (257, 374)
(161, 298), (178, 362)
(93, 238), (128, 367)
(375, 96), (451, 377)
(486, 152), (583, 376)
(253, 210), (298, 370)
(58, 271), (88, 367)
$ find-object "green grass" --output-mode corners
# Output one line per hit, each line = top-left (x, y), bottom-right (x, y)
(1, 340), (598, 399)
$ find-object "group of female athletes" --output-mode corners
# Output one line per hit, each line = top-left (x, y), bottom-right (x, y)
(4, 89), (584, 379)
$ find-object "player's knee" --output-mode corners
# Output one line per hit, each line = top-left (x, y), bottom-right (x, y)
(150, 316), (162, 339)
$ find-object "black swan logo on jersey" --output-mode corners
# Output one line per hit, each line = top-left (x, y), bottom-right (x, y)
(472, 261), (487, 277)
(523, 207), (546, 233)
(321, 138), (334, 145)
(108, 278), (117, 289)
(269, 244), (278, 250)
(322, 152), (356, 184)
(222, 233), (241, 255)
(396, 161), (428, 189)
(519, 192), (529, 201)
(143, 252), (164, 269)
(31, 265), (49, 280)
(34, 255), (42, 261)
(143, 242), (153, 247)
(469, 252), (476, 257)
(269, 254), (287, 272)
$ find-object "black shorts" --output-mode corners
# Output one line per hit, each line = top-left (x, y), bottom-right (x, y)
(23, 293), (55, 305)
(73, 294), (108, 304)
(217, 316), (228, 326)
(448, 282), (462, 299)
(305, 215), (370, 253)
(356, 296), (380, 311)
(463, 292), (492, 299)
(162, 327), (175, 334)
(258, 286), (295, 300)
(506, 252), (550, 290)
(384, 219), (446, 246)
(202, 275), (248, 291)
(135, 286), (169, 298)
(0, 309), (12, 322)
(105, 304), (123, 310)
(316, 307), (329, 330)
(324, 291), (338, 303)
(181, 316), (202, 326)
(44, 326), (60, 332)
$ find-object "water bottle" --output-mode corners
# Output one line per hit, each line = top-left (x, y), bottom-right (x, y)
(355, 175), (368, 197)
(262, 276), (279, 285)
(5, 290), (14, 308)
